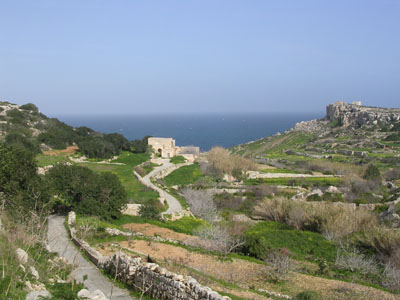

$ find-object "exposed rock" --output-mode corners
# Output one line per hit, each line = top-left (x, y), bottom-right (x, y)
(327, 186), (340, 194)
(26, 290), (51, 300)
(16, 248), (29, 264)
(326, 101), (400, 128)
(78, 289), (108, 300)
(121, 203), (142, 216)
(308, 189), (323, 197)
(231, 214), (253, 223)
(29, 266), (40, 280)
(68, 211), (76, 226)
(25, 281), (47, 292)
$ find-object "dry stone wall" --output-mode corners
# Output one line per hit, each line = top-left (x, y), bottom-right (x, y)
(67, 212), (230, 300)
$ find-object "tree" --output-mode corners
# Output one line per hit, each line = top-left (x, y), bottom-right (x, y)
(130, 136), (150, 153)
(47, 164), (127, 220)
(19, 103), (39, 112)
(0, 143), (49, 211)
(5, 133), (40, 153)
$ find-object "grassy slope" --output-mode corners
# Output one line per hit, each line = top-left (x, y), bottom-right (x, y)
(246, 221), (337, 262)
(164, 164), (204, 186)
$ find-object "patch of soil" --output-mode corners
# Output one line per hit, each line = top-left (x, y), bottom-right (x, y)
(43, 145), (79, 156)
(99, 240), (398, 300)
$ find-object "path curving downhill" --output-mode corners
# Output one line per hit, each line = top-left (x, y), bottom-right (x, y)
(140, 159), (184, 215)
(47, 215), (135, 300)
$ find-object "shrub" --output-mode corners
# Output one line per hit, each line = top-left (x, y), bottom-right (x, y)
(139, 204), (161, 220)
(357, 226), (400, 258)
(385, 168), (400, 181)
(264, 248), (294, 282)
(253, 197), (378, 242)
(241, 235), (270, 259)
(295, 291), (319, 300)
(382, 264), (400, 292)
(19, 103), (39, 112)
(363, 164), (381, 182)
(335, 249), (379, 275)
(207, 146), (256, 176)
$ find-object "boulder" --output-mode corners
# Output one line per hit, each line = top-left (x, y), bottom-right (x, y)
(68, 211), (76, 226)
(327, 186), (340, 194)
(78, 289), (108, 300)
(16, 248), (29, 264)
(308, 189), (323, 197)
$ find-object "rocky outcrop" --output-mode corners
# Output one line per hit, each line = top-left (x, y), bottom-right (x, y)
(326, 101), (400, 128)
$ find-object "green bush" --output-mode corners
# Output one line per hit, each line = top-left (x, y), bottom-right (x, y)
(170, 155), (187, 164)
(139, 204), (161, 220)
(363, 165), (381, 182)
(19, 103), (39, 112)
(295, 291), (320, 300)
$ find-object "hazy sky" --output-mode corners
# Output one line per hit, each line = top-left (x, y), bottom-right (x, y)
(1, 1), (399, 115)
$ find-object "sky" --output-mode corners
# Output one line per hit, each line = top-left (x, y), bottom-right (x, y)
(0, 0), (399, 115)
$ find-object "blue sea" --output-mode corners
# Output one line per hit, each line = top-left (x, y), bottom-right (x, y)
(55, 113), (323, 151)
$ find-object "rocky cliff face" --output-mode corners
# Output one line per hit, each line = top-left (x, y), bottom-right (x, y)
(326, 101), (400, 128)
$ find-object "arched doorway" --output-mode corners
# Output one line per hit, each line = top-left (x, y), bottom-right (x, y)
(158, 148), (162, 157)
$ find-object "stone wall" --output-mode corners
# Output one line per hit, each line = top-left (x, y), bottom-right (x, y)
(67, 212), (230, 300)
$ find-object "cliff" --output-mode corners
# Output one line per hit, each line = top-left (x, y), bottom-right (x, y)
(326, 101), (400, 128)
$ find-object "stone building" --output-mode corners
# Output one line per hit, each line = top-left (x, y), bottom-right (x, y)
(148, 137), (200, 161)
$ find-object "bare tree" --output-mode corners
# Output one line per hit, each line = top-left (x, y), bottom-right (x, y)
(182, 188), (219, 223)
(134, 269), (154, 300)
(262, 249), (294, 282)
(189, 224), (245, 256)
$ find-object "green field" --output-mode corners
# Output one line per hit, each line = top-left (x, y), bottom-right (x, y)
(245, 221), (337, 262)
(164, 164), (204, 186)
(36, 153), (69, 167)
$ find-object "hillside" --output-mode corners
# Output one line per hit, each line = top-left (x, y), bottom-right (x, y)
(0, 101), (147, 158)
(232, 101), (400, 170)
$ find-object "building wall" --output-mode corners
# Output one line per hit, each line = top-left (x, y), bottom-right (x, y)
(148, 137), (200, 160)
(148, 137), (176, 158)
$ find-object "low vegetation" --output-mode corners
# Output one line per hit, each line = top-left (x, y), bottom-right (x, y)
(164, 164), (204, 186)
